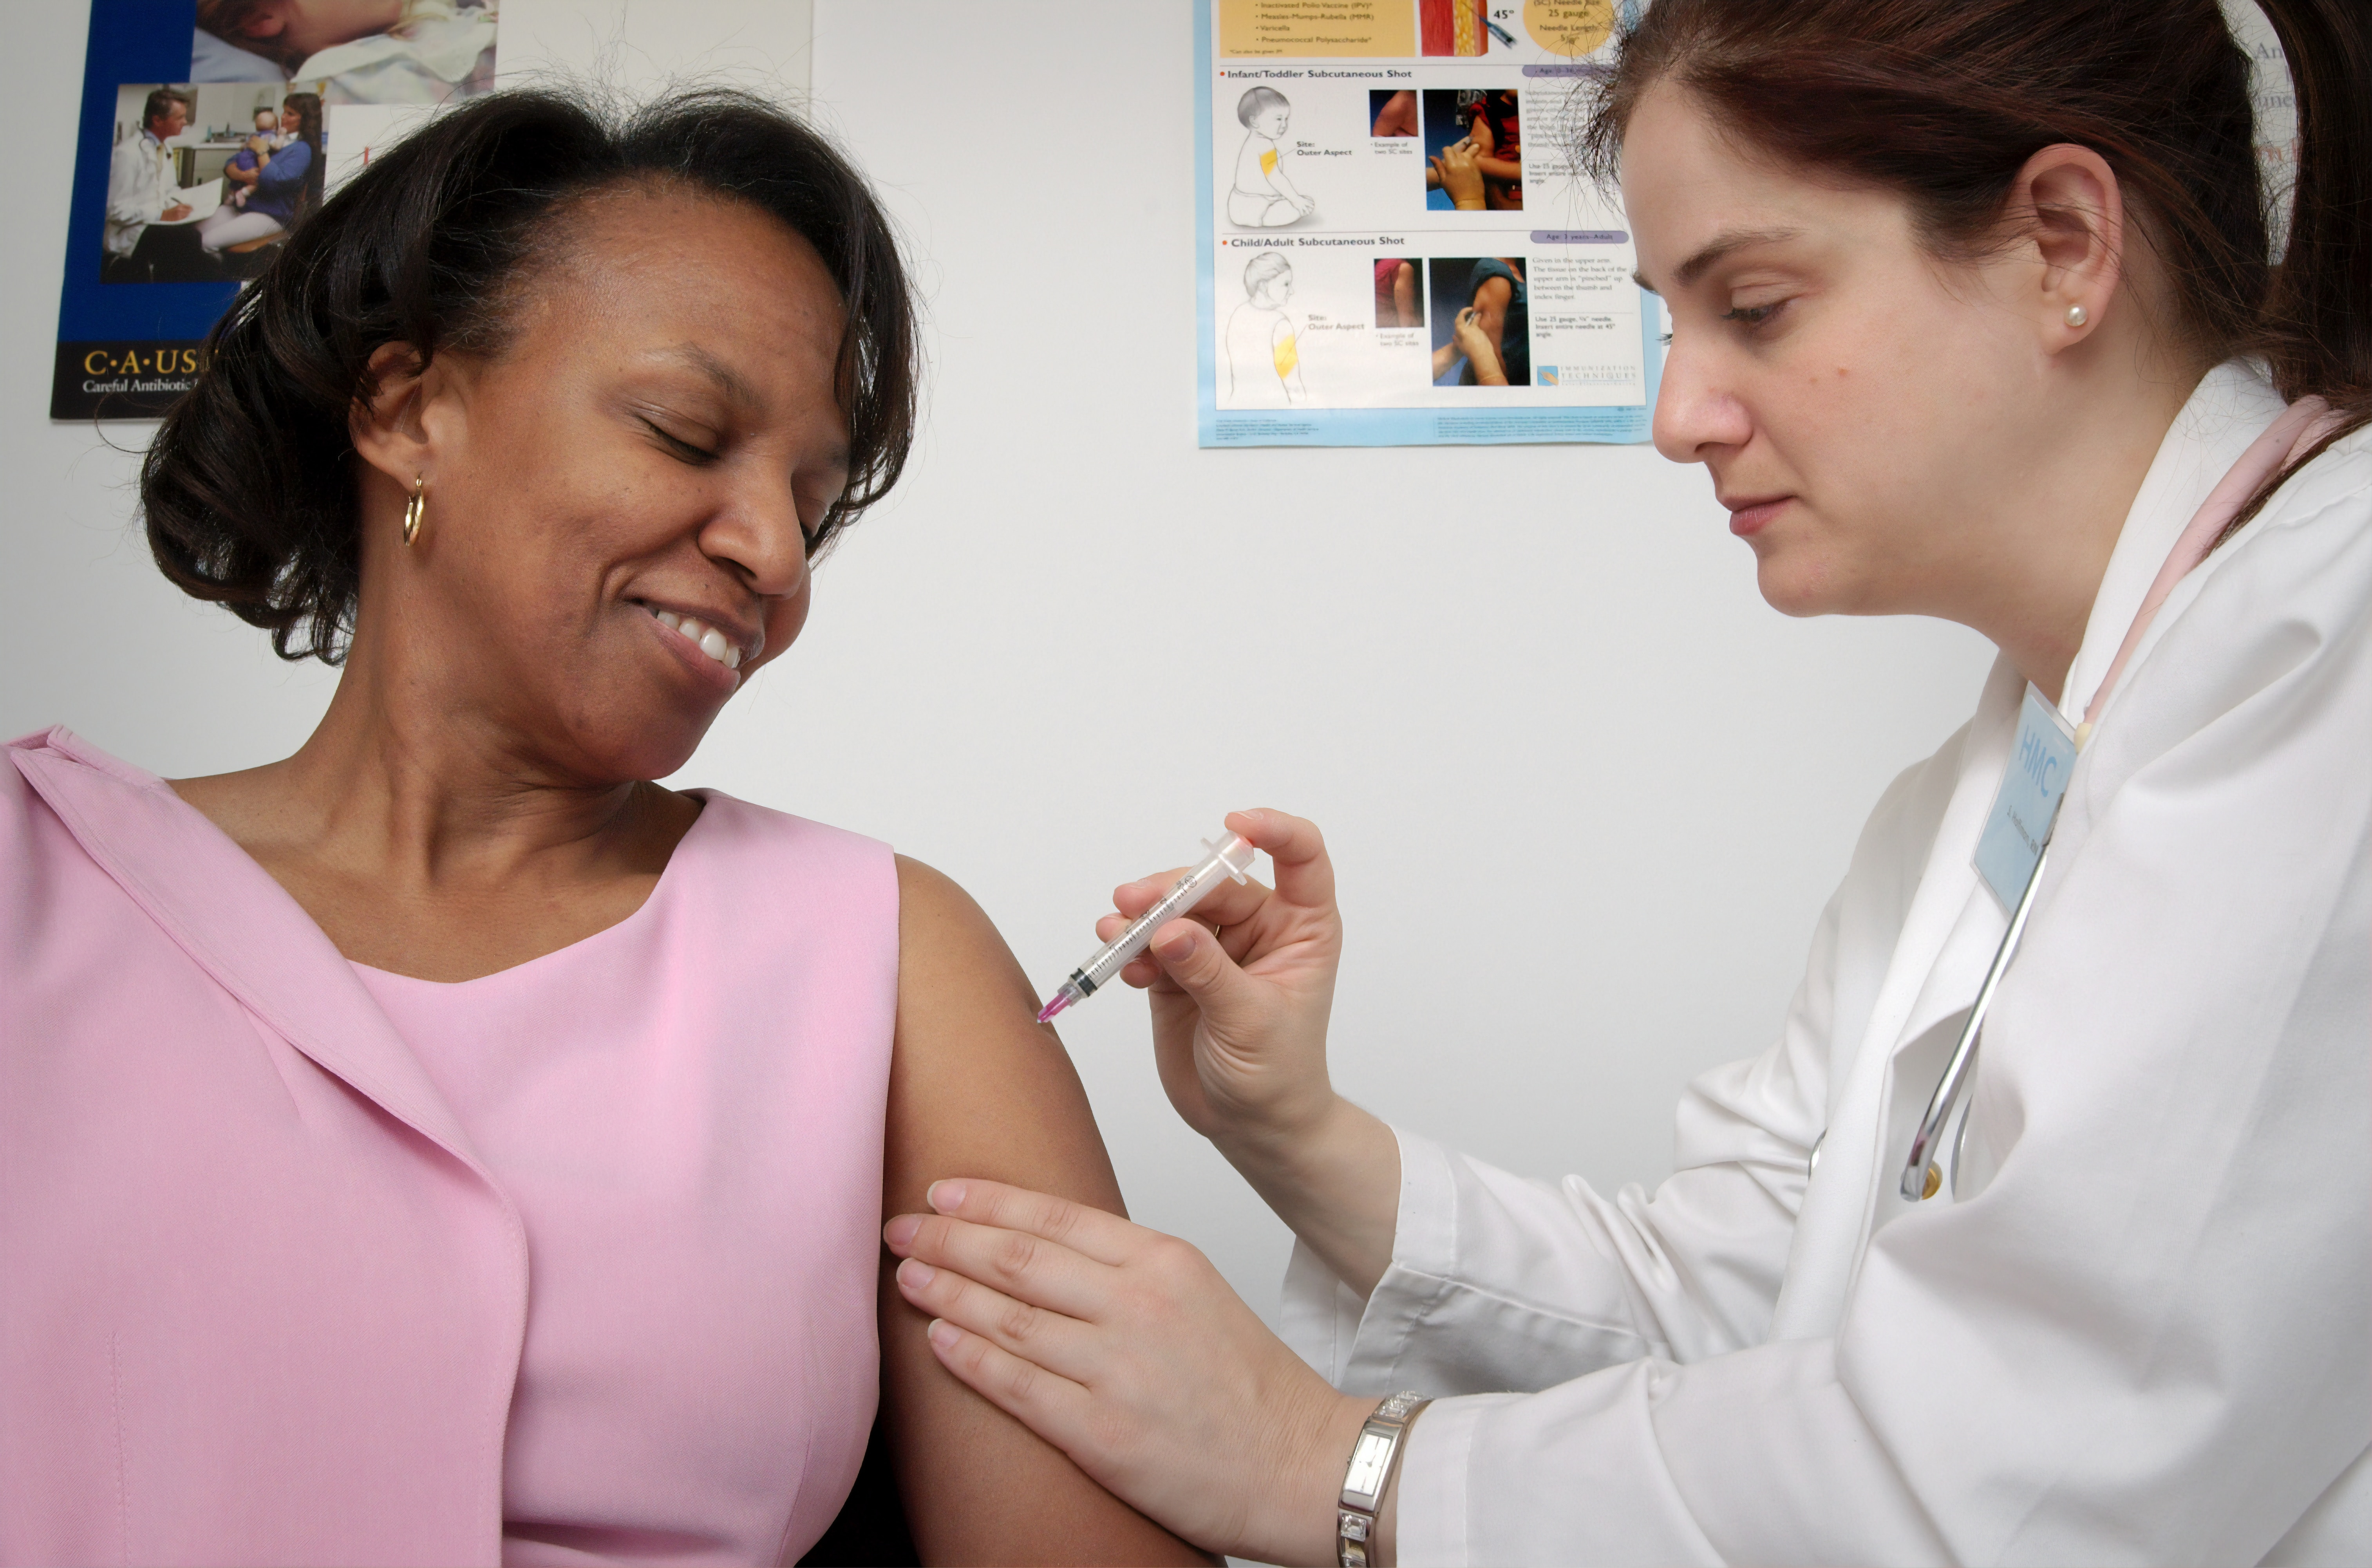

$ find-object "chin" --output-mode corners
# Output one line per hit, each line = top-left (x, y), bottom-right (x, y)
(1754, 556), (1847, 620)
(561, 696), (721, 787)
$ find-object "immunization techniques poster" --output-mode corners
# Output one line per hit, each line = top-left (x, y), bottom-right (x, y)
(54, 0), (497, 420)
(1198, 0), (1661, 448)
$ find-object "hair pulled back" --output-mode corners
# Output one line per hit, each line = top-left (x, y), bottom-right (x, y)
(1582, 0), (2371, 530)
(141, 85), (920, 664)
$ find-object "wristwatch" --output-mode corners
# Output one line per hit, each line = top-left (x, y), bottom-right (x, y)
(1337, 1391), (1429, 1568)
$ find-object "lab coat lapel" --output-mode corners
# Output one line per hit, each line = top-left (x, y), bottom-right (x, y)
(1768, 659), (2018, 1339)
(8, 728), (490, 1176)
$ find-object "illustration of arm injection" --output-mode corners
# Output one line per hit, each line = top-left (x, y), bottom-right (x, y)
(1035, 832), (1258, 1023)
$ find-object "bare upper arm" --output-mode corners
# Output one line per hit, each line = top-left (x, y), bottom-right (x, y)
(881, 855), (1210, 1565)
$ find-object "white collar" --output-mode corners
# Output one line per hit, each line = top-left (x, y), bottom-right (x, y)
(2057, 359), (2287, 723)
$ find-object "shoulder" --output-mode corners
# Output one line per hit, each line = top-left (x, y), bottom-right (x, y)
(0, 729), (181, 916)
(2130, 423), (2372, 742)
(2064, 428), (2372, 849)
(673, 789), (900, 932)
(680, 788), (892, 869)
(893, 854), (1028, 998)
(2247, 418), (2372, 546)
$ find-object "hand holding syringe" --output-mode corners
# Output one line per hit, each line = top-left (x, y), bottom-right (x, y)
(1036, 832), (1259, 1022)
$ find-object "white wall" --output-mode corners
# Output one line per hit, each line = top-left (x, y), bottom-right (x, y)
(4, 1), (1993, 1321)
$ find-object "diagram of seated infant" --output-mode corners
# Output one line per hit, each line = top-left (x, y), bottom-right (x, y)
(1224, 251), (1309, 405)
(1227, 87), (1315, 228)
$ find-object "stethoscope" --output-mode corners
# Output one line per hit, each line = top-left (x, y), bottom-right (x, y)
(1891, 394), (2343, 1205)
(1899, 832), (2056, 1201)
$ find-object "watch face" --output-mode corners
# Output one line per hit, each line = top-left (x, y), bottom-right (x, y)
(1344, 1431), (1395, 1498)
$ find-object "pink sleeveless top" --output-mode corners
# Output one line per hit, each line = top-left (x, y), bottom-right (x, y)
(349, 793), (899, 1565)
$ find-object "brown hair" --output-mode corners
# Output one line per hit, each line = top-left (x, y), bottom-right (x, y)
(279, 91), (326, 221)
(1582, 0), (2371, 537)
(139, 87), (189, 133)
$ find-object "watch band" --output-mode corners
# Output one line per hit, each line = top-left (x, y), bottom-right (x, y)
(1337, 1391), (1429, 1568)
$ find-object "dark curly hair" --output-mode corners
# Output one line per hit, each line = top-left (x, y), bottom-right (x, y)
(141, 84), (920, 663)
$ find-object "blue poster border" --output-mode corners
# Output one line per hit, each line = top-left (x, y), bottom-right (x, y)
(54, 1), (239, 419)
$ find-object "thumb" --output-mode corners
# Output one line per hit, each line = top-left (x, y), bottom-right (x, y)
(1149, 919), (1257, 1021)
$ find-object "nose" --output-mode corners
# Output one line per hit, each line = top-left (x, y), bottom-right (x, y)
(1651, 339), (1754, 465)
(700, 473), (812, 602)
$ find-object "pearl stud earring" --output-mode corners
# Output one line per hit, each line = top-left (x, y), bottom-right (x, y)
(2065, 303), (2090, 328)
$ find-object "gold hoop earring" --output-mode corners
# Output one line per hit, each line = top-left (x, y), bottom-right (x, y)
(402, 477), (427, 547)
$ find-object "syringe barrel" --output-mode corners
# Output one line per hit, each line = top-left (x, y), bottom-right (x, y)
(1074, 834), (1253, 992)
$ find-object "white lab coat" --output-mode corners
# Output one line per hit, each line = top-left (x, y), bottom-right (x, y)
(1281, 361), (2372, 1565)
(104, 129), (172, 258)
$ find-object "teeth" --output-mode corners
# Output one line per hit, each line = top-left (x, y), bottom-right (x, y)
(644, 604), (741, 672)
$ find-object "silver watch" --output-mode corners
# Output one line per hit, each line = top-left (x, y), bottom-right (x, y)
(1337, 1391), (1429, 1568)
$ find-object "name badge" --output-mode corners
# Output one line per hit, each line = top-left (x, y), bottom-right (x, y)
(1973, 683), (2077, 911)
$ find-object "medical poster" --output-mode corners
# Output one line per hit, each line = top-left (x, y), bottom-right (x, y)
(53, 0), (498, 420)
(1197, 0), (1660, 448)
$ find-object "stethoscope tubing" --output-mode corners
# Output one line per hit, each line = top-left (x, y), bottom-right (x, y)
(1899, 831), (2057, 1202)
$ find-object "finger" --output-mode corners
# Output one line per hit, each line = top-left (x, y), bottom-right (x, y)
(921, 1178), (1144, 1266)
(892, 1254), (1101, 1383)
(918, 1315), (1101, 1459)
(885, 1211), (1113, 1320)
(1144, 918), (1262, 1025)
(1224, 807), (1336, 913)
(1110, 870), (1190, 921)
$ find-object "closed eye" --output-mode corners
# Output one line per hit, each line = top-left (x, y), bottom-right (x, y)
(1721, 302), (1783, 329)
(644, 418), (719, 464)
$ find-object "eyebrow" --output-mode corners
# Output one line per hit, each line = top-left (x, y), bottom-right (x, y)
(661, 343), (761, 408)
(1633, 226), (1806, 293)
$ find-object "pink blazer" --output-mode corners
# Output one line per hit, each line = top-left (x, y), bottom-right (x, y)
(0, 729), (898, 1565)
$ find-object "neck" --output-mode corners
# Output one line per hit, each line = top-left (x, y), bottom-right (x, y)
(199, 605), (675, 898)
(1942, 359), (2204, 705)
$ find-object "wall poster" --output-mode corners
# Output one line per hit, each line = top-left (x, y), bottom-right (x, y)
(54, 0), (497, 420)
(1197, 0), (1660, 448)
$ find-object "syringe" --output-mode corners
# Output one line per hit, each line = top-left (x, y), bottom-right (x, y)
(1035, 832), (1259, 1023)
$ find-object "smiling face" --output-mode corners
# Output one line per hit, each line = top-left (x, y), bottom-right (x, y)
(350, 184), (850, 785)
(1625, 82), (2077, 619)
(1255, 104), (1291, 139)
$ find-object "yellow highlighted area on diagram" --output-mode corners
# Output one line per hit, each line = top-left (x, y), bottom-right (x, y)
(1260, 148), (1278, 175)
(1524, 0), (1615, 56)
(1218, 0), (1414, 58)
(1272, 335), (1299, 377)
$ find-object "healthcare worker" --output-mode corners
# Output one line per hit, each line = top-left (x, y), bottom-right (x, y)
(882, 0), (2372, 1562)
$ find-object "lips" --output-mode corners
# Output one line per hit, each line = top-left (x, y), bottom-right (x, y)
(1722, 495), (1790, 537)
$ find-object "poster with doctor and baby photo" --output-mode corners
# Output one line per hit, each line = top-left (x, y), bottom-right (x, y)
(54, 1), (497, 419)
